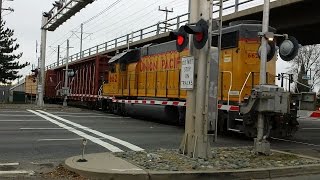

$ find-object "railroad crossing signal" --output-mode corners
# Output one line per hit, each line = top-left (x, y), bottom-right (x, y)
(170, 26), (189, 52)
(184, 19), (209, 50)
(170, 19), (209, 52)
(258, 41), (276, 62)
(279, 36), (299, 61)
(31, 68), (39, 83)
(258, 32), (300, 62)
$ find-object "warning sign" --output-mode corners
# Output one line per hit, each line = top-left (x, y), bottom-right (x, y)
(180, 56), (195, 90)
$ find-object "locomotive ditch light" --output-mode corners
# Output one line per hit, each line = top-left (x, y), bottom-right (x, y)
(169, 26), (189, 52)
(279, 36), (299, 61)
(184, 19), (209, 49)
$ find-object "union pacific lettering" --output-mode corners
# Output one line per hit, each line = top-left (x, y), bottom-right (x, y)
(140, 51), (185, 72)
(109, 74), (118, 83)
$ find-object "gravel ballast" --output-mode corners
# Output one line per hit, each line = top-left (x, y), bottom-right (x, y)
(115, 147), (320, 171)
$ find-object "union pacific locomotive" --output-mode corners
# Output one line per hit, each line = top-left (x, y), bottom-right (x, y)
(45, 21), (299, 138)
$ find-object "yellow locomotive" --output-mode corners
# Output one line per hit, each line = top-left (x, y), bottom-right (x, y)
(101, 22), (298, 138)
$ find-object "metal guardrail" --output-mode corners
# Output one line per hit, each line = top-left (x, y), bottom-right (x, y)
(46, 0), (258, 70)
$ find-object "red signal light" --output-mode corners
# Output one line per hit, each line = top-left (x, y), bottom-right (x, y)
(177, 35), (185, 46)
(195, 32), (204, 42)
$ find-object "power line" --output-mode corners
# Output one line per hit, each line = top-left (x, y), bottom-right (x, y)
(158, 6), (173, 32)
(82, 0), (123, 25)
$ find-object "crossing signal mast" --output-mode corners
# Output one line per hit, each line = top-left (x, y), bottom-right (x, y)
(171, 0), (216, 159)
(172, 0), (301, 158)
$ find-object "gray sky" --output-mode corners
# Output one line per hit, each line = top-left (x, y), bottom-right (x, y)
(3, 0), (293, 89)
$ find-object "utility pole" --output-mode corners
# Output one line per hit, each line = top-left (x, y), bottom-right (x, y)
(158, 6), (173, 32)
(180, 0), (214, 159)
(38, 15), (48, 107)
(63, 39), (70, 107)
(255, 0), (271, 155)
(80, 23), (83, 58)
(57, 45), (60, 66)
(71, 23), (91, 58)
(0, 0), (14, 21)
(0, 0), (2, 21)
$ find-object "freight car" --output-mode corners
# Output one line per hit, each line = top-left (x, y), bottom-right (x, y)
(99, 22), (298, 138)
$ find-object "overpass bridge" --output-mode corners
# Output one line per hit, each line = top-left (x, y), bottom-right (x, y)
(47, 0), (317, 70)
(223, 0), (319, 45)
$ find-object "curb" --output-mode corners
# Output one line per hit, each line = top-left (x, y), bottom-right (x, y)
(146, 165), (320, 180)
(64, 153), (320, 180)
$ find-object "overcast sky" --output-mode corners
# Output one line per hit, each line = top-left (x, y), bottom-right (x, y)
(3, 0), (293, 89)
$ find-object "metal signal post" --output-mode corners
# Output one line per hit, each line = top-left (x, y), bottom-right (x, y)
(255, 0), (271, 155)
(180, 0), (216, 159)
(38, 16), (48, 107)
(63, 39), (70, 107)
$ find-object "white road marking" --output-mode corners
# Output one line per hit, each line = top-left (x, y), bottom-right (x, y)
(57, 115), (125, 118)
(49, 112), (105, 115)
(0, 120), (45, 122)
(37, 110), (144, 152)
(0, 170), (34, 175)
(0, 163), (19, 166)
(37, 138), (85, 141)
(0, 111), (28, 113)
(301, 128), (320, 130)
(27, 110), (123, 152)
(20, 128), (64, 130)
(271, 137), (320, 147)
(0, 115), (36, 117)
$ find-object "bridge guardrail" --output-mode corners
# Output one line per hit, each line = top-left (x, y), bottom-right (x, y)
(47, 0), (259, 70)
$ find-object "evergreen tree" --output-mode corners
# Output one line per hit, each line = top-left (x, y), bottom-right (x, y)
(0, 20), (29, 84)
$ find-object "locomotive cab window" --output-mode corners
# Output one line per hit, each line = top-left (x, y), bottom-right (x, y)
(109, 64), (116, 73)
(212, 31), (239, 49)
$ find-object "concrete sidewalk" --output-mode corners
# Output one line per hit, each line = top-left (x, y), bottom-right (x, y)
(65, 153), (148, 180)
(65, 152), (320, 180)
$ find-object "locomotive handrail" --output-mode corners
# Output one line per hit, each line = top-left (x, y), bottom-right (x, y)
(47, 0), (262, 70)
(239, 72), (252, 103)
(221, 71), (232, 106)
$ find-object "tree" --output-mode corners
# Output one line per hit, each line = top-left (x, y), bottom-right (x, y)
(0, 20), (29, 84)
(288, 45), (320, 92)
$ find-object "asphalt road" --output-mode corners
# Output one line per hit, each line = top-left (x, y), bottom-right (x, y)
(0, 105), (319, 178)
